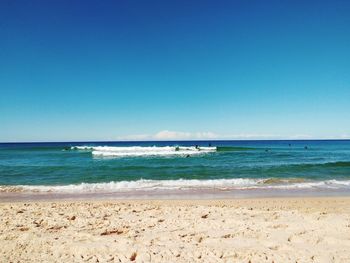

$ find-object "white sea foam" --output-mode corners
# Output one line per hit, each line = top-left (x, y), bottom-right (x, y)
(72, 146), (217, 157)
(4, 178), (350, 193)
(8, 178), (260, 193)
(260, 179), (350, 189)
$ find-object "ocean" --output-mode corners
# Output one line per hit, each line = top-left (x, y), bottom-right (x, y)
(1, 140), (350, 200)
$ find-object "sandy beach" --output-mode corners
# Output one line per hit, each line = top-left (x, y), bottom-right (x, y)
(1, 197), (350, 262)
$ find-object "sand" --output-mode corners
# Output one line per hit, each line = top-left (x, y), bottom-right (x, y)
(1, 197), (350, 263)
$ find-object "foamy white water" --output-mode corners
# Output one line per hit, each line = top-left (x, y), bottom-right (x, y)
(262, 180), (350, 189)
(72, 146), (217, 157)
(18, 178), (259, 192)
(3, 178), (350, 194)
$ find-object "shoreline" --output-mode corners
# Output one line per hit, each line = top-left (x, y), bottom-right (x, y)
(2, 197), (350, 262)
(1, 187), (350, 202)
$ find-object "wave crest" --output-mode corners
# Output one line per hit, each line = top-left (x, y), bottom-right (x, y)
(71, 146), (217, 157)
(2, 178), (350, 193)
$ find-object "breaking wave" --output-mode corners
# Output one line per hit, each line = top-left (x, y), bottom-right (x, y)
(71, 145), (217, 157)
(2, 178), (350, 193)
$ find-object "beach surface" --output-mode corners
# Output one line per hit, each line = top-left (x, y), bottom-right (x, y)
(1, 197), (350, 263)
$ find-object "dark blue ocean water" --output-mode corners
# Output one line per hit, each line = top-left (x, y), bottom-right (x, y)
(0, 140), (350, 194)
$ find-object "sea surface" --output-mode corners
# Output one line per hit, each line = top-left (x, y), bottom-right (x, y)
(1, 140), (350, 200)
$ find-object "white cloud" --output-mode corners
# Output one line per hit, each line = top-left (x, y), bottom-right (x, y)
(118, 130), (349, 141)
(221, 133), (282, 139)
(117, 130), (218, 141)
(340, 133), (350, 139)
(221, 134), (316, 140)
(153, 130), (191, 140)
(116, 134), (151, 141)
(286, 134), (313, 139)
(117, 130), (288, 141)
(154, 130), (218, 140)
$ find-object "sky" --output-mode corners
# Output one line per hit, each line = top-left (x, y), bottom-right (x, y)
(0, 0), (349, 142)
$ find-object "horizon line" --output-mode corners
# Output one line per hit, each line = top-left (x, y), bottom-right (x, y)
(1, 138), (349, 144)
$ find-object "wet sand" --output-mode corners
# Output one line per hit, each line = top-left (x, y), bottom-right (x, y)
(1, 197), (350, 262)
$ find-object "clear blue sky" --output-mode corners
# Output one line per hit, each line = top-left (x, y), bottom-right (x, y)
(1, 0), (349, 142)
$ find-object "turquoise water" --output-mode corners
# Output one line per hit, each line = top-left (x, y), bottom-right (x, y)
(0, 140), (350, 195)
